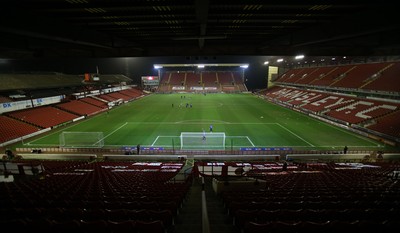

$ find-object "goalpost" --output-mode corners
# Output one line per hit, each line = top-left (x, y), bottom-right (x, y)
(180, 132), (226, 150)
(59, 131), (104, 148)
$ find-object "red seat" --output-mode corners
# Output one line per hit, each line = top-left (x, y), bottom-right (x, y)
(80, 219), (109, 233)
(52, 220), (81, 233)
(81, 208), (106, 221)
(26, 218), (54, 233)
(136, 220), (165, 233)
(2, 219), (28, 232)
(234, 209), (258, 229)
(107, 220), (137, 233)
(158, 201), (179, 216)
(243, 221), (272, 233)
(147, 209), (174, 228)
(272, 221), (302, 233)
(106, 209), (129, 221)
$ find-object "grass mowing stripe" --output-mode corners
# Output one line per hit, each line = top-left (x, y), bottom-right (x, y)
(126, 122), (278, 125)
(13, 93), (394, 151)
(321, 120), (381, 146)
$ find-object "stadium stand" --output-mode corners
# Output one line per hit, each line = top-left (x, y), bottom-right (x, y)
(329, 63), (390, 89)
(0, 115), (41, 144)
(156, 70), (248, 93)
(201, 72), (218, 88)
(220, 161), (400, 233)
(1, 157), (399, 233)
(169, 72), (186, 87)
(79, 97), (109, 109)
(0, 61), (399, 233)
(262, 86), (400, 141)
(185, 72), (201, 91)
(276, 61), (400, 93)
(263, 60), (400, 146)
(56, 100), (106, 116)
(2, 2), (400, 233)
(232, 72), (247, 92)
(362, 62), (400, 92)
(0, 71), (145, 146)
(6, 106), (79, 128)
(367, 111), (400, 138)
(118, 89), (143, 99)
(98, 94), (119, 102)
(0, 159), (191, 233)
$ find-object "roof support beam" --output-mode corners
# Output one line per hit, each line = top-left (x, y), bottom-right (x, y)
(195, 0), (209, 49)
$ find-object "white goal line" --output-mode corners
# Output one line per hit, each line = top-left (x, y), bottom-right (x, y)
(151, 135), (254, 146)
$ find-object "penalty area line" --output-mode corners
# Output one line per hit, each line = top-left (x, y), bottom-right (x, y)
(246, 136), (255, 147)
(93, 122), (128, 145)
(151, 135), (178, 146)
(276, 123), (315, 147)
(151, 136), (160, 146)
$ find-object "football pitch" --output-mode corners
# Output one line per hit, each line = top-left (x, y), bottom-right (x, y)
(19, 93), (392, 151)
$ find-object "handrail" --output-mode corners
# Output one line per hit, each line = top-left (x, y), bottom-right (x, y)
(201, 176), (211, 233)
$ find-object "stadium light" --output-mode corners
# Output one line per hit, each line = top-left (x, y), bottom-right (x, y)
(240, 64), (249, 68)
(151, 63), (248, 68)
(197, 64), (205, 68)
(295, 55), (305, 60)
(263, 61), (269, 65)
(277, 58), (284, 62)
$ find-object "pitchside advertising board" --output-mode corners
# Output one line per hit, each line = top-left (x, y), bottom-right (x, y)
(240, 147), (293, 151)
(142, 76), (159, 86)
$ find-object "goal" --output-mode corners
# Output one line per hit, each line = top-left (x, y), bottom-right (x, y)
(180, 132), (226, 150)
(59, 131), (104, 148)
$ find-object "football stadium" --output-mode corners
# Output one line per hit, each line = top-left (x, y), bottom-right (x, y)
(1, 1), (400, 233)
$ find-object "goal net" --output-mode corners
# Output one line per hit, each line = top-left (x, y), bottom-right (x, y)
(180, 132), (226, 150)
(59, 131), (104, 148)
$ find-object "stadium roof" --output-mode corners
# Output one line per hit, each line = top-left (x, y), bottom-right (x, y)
(0, 0), (399, 59)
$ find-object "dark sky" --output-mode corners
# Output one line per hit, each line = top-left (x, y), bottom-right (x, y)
(0, 56), (271, 91)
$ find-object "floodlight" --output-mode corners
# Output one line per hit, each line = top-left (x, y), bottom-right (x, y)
(295, 55), (305, 60)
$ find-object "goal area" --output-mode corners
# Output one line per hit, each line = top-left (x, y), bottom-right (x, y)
(59, 131), (104, 148)
(180, 132), (226, 150)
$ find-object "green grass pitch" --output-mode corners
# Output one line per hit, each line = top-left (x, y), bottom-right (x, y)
(19, 93), (394, 151)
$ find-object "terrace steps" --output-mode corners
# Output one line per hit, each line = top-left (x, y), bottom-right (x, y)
(173, 177), (241, 233)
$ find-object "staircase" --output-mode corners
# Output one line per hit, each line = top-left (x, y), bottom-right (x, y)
(173, 176), (241, 233)
(173, 177), (202, 233)
(204, 177), (240, 233)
